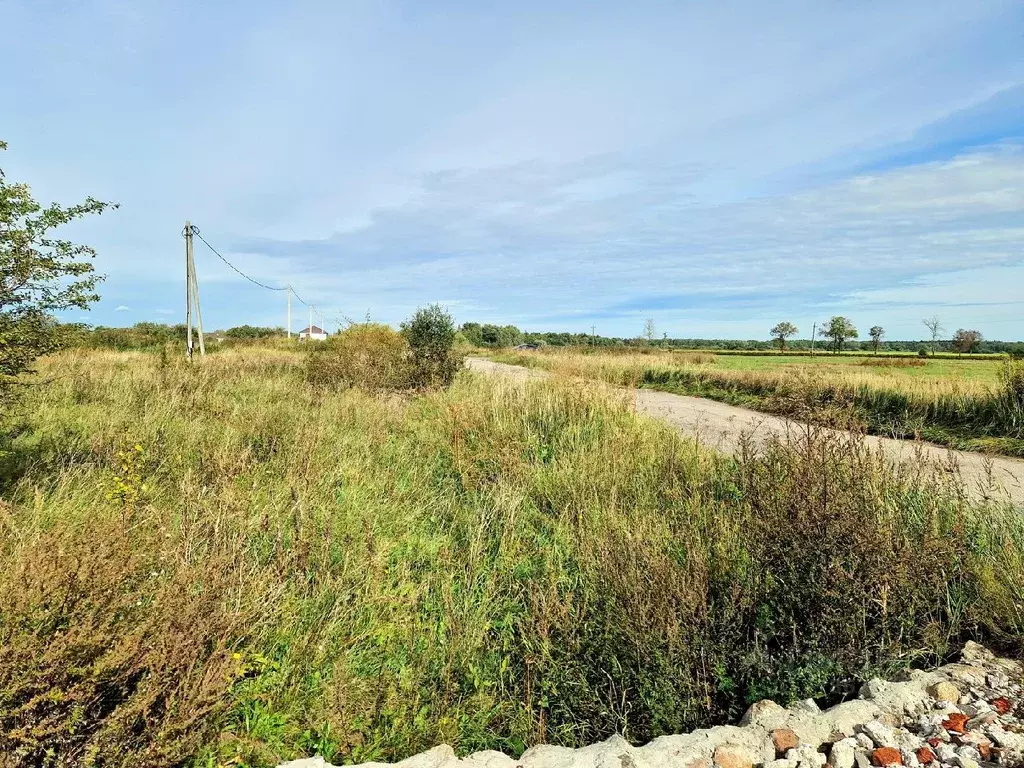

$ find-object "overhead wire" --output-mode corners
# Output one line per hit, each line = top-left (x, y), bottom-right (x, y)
(187, 223), (359, 331)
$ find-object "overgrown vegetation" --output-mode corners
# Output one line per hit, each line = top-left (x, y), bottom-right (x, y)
(0, 347), (1022, 766)
(0, 140), (116, 402)
(492, 349), (1024, 455)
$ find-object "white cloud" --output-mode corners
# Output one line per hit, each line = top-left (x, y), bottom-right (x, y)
(115, 305), (132, 312)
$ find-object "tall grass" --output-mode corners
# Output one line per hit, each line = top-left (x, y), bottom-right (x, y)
(493, 350), (1024, 454)
(0, 348), (1022, 766)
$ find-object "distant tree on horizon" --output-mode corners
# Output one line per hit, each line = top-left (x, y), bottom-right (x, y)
(769, 321), (798, 351)
(869, 325), (885, 355)
(643, 318), (656, 344)
(821, 316), (858, 354)
(952, 328), (983, 356)
(923, 315), (944, 354)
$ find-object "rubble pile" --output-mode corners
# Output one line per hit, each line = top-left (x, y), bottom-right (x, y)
(281, 642), (1024, 768)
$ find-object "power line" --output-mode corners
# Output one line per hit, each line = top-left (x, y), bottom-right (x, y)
(188, 225), (288, 292)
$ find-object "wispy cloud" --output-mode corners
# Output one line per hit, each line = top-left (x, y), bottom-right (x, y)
(3, 1), (1022, 336)
(115, 305), (132, 312)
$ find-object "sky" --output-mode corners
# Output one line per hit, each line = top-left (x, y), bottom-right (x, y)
(2, 0), (1023, 340)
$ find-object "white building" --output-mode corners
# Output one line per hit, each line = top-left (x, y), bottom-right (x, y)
(298, 325), (328, 341)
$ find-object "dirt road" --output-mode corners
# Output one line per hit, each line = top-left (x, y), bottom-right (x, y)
(466, 357), (1024, 507)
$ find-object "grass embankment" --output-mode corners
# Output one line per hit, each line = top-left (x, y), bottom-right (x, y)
(490, 349), (1024, 455)
(1, 348), (1023, 767)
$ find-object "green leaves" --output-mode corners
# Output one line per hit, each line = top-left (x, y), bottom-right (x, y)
(0, 141), (117, 389)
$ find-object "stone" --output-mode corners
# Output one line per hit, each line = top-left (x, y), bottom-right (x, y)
(935, 744), (957, 763)
(279, 760), (330, 768)
(740, 700), (786, 728)
(928, 682), (961, 704)
(792, 699), (822, 715)
(785, 745), (826, 768)
(856, 734), (876, 751)
(828, 738), (858, 768)
(463, 752), (518, 768)
(854, 753), (872, 768)
(961, 642), (995, 665)
(870, 747), (903, 766)
(713, 744), (754, 768)
(950, 758), (978, 768)
(966, 713), (997, 730)
(859, 721), (897, 748)
(914, 747), (936, 764)
(826, 701), (884, 737)
(764, 761), (797, 768)
(772, 729), (801, 756)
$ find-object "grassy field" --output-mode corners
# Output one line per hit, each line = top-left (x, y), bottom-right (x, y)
(489, 349), (1024, 455)
(2, 347), (1024, 767)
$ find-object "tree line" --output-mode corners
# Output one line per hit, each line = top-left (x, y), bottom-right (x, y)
(770, 316), (991, 356)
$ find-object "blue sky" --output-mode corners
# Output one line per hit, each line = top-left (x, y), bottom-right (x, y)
(3, 0), (1023, 340)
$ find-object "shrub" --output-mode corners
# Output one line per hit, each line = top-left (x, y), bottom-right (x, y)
(305, 323), (412, 392)
(401, 304), (462, 389)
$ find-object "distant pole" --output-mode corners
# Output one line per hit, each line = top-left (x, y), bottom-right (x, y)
(810, 322), (816, 356)
(308, 305), (313, 338)
(591, 324), (596, 346)
(287, 287), (292, 339)
(185, 221), (194, 359)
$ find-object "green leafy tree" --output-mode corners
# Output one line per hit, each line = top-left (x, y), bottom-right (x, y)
(0, 141), (116, 395)
(401, 304), (462, 388)
(952, 328), (982, 357)
(769, 321), (798, 351)
(869, 326), (885, 355)
(821, 316), (858, 354)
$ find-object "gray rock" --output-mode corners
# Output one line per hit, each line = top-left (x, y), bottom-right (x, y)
(463, 752), (519, 768)
(854, 734), (874, 751)
(741, 700), (787, 729)
(785, 745), (826, 768)
(827, 738), (858, 768)
(935, 743), (957, 762)
(961, 642), (995, 665)
(791, 699), (822, 715)
(826, 701), (883, 737)
(928, 682), (961, 705)
(955, 746), (981, 763)
(858, 721), (897, 748)
(853, 753), (872, 768)
(279, 759), (330, 768)
(765, 760), (798, 768)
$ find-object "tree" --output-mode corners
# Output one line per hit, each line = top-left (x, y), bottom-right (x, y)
(643, 318), (656, 344)
(869, 326), (885, 355)
(922, 315), (944, 353)
(401, 303), (462, 388)
(821, 316), (858, 354)
(952, 328), (983, 357)
(769, 321), (798, 351)
(1, 141), (116, 396)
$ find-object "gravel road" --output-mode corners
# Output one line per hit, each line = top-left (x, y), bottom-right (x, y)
(466, 357), (1024, 507)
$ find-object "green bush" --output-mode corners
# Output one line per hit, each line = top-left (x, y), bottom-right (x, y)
(402, 304), (462, 389)
(305, 324), (412, 392)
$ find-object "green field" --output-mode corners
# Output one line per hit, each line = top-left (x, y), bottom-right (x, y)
(2, 346), (1023, 767)
(490, 348), (1024, 455)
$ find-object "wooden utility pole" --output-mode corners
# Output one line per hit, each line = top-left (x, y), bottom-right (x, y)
(185, 222), (193, 359)
(287, 287), (292, 339)
(184, 221), (205, 359)
(810, 322), (816, 356)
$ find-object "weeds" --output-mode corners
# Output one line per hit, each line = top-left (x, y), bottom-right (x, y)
(0, 348), (1021, 766)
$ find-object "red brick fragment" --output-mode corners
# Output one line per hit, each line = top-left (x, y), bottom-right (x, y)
(993, 697), (1012, 714)
(772, 728), (800, 756)
(978, 743), (992, 761)
(927, 738), (941, 748)
(871, 747), (903, 767)
(942, 713), (969, 734)
(915, 747), (936, 765)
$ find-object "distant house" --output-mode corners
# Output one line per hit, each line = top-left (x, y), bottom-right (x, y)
(513, 343), (540, 350)
(299, 325), (328, 341)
